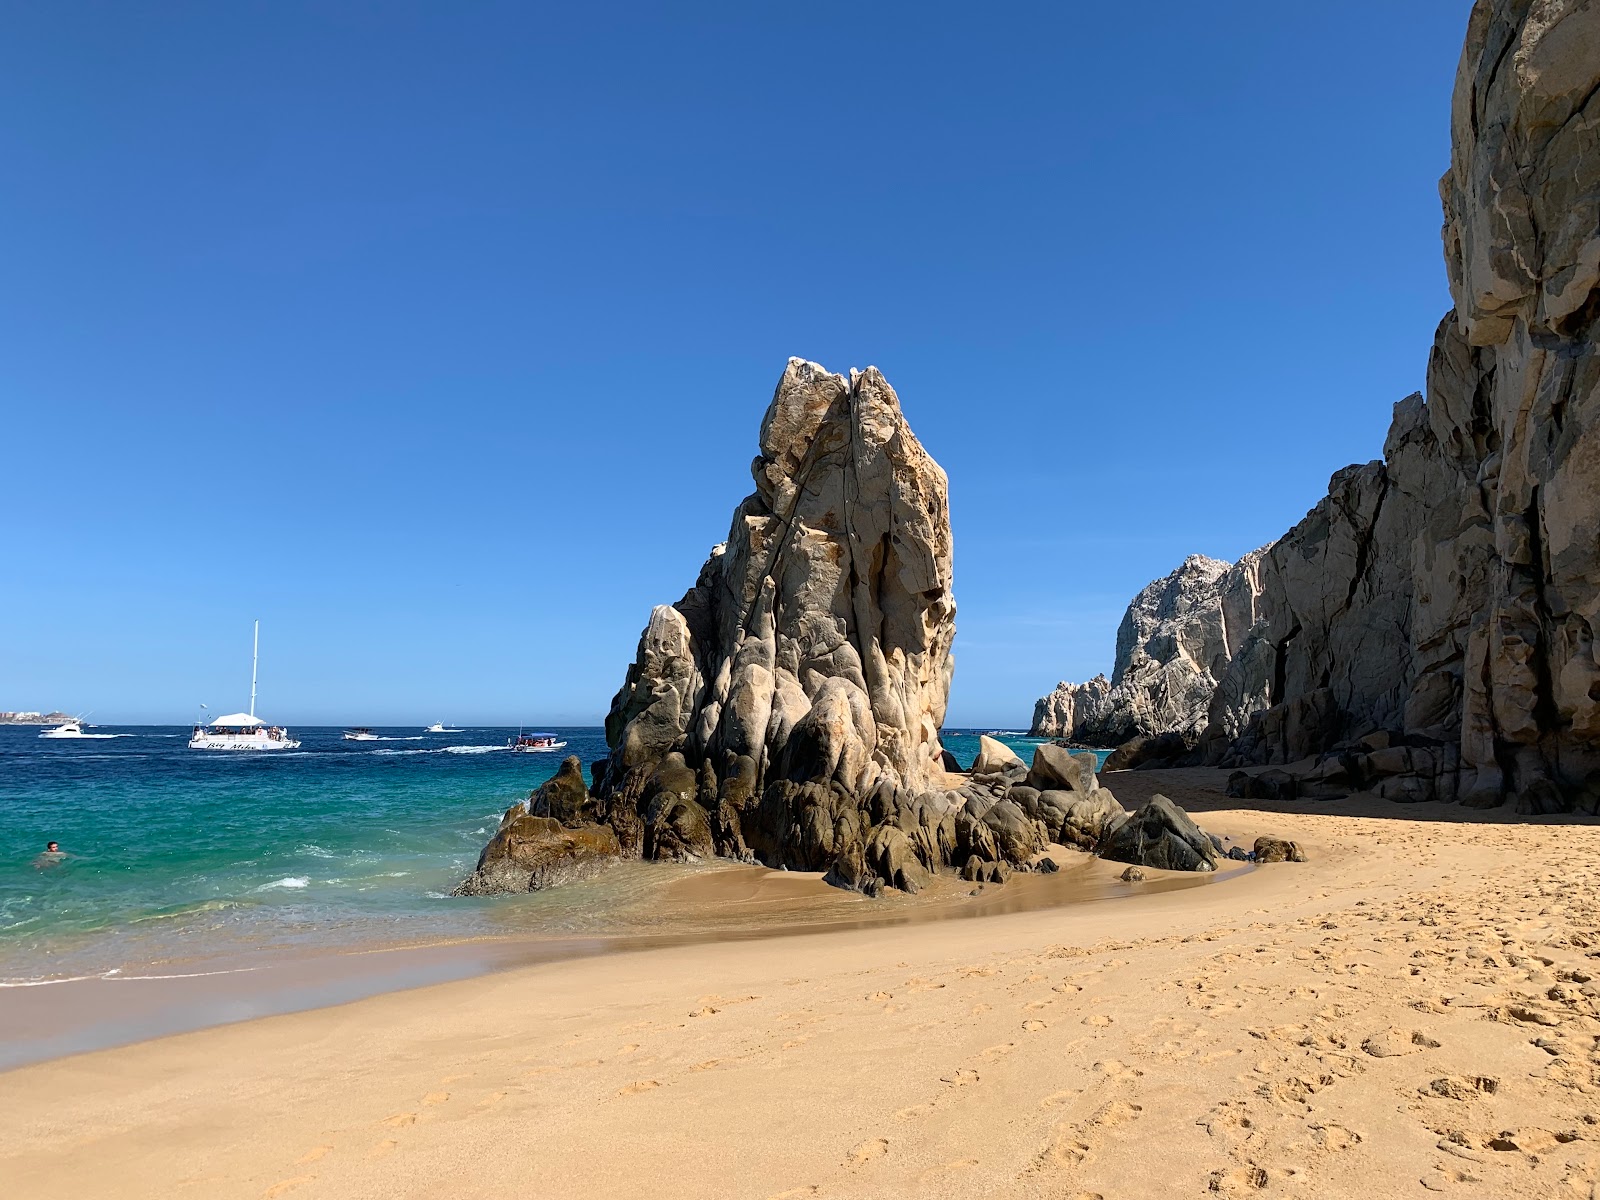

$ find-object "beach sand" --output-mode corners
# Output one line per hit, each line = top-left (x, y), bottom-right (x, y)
(3, 768), (1598, 1198)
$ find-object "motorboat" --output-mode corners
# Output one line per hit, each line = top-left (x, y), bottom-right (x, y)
(424, 722), (462, 733)
(343, 728), (379, 741)
(189, 622), (301, 751)
(508, 732), (567, 753)
(38, 720), (120, 740)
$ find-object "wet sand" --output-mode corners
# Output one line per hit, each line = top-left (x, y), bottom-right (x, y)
(0, 814), (1233, 1070)
(4, 768), (1599, 1198)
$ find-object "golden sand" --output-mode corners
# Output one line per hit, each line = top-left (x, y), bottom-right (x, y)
(3, 769), (1598, 1199)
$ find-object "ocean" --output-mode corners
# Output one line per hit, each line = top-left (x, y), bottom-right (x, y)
(0, 725), (1091, 984)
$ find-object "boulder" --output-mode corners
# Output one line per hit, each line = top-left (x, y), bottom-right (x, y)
(453, 811), (622, 895)
(1104, 731), (1191, 772)
(972, 734), (1025, 775)
(1253, 837), (1307, 864)
(863, 824), (931, 894)
(528, 755), (595, 825)
(1096, 794), (1219, 873)
(1042, 788), (1126, 850)
(1026, 744), (1100, 795)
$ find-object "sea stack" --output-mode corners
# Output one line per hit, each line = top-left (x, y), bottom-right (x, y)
(459, 358), (982, 894)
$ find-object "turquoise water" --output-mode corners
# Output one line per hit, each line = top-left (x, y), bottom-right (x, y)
(0, 726), (1084, 981)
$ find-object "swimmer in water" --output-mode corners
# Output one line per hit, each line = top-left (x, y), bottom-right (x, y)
(33, 841), (65, 868)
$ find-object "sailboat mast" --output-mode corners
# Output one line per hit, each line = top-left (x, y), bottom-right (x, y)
(250, 620), (259, 719)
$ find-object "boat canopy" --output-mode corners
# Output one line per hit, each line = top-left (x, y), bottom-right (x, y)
(524, 732), (557, 738)
(208, 713), (264, 727)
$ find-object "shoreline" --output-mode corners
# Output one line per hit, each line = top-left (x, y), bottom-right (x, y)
(0, 794), (1246, 1070)
(8, 771), (1599, 1198)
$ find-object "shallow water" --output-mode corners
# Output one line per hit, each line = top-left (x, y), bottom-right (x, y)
(0, 726), (1092, 982)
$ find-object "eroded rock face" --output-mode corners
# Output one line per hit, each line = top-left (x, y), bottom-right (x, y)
(1064, 2), (1600, 814)
(545, 358), (974, 894)
(1031, 550), (1270, 747)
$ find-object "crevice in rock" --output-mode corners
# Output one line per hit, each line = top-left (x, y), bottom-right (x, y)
(1271, 623), (1301, 708)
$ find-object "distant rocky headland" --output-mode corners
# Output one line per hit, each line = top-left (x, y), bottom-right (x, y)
(0, 711), (75, 725)
(1032, 0), (1600, 815)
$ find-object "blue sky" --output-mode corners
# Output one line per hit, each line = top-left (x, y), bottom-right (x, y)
(1, 2), (1468, 727)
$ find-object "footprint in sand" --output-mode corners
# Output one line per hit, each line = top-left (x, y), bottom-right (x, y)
(1042, 1124), (1091, 1167)
(294, 1146), (332, 1165)
(263, 1176), (316, 1198)
(1312, 1123), (1363, 1151)
(1039, 1090), (1076, 1108)
(618, 1080), (660, 1096)
(474, 1092), (507, 1110)
(422, 1092), (449, 1106)
(381, 1113), (417, 1128)
(1023, 1019), (1049, 1032)
(978, 1042), (1017, 1061)
(1082, 1014), (1114, 1028)
(768, 1187), (819, 1198)
(942, 1067), (980, 1086)
(1093, 1060), (1143, 1081)
(369, 1140), (399, 1158)
(895, 1101), (938, 1120)
(617, 1043), (641, 1054)
(1207, 1164), (1269, 1193)
(918, 1158), (979, 1180)
(1091, 1100), (1143, 1127)
(846, 1137), (889, 1166)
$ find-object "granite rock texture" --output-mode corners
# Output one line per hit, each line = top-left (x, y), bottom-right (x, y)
(465, 359), (979, 895)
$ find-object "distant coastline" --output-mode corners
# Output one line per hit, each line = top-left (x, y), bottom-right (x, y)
(0, 711), (75, 726)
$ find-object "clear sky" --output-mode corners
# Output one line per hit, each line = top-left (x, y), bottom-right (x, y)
(1, 2), (1469, 727)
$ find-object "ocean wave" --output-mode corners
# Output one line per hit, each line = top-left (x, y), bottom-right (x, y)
(256, 876), (310, 891)
(372, 748), (434, 756)
(0, 965), (263, 988)
(297, 843), (338, 858)
(443, 745), (506, 755)
(373, 736), (424, 742)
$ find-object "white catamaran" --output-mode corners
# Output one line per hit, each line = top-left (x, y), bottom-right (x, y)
(189, 621), (301, 751)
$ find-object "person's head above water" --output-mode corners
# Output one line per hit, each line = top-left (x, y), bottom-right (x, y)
(46, 842), (58, 852)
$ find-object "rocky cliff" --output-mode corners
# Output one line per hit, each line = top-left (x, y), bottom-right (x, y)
(1030, 550), (1269, 746)
(1075, 0), (1600, 814)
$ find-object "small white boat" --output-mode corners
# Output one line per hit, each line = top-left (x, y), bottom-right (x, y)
(189, 622), (301, 751)
(424, 722), (462, 733)
(508, 732), (567, 753)
(343, 728), (379, 741)
(39, 720), (120, 740)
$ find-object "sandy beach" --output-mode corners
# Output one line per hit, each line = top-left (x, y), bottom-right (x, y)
(4, 768), (1598, 1199)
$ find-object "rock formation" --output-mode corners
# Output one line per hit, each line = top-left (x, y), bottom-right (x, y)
(462, 359), (997, 895)
(1059, 0), (1600, 816)
(1030, 550), (1270, 746)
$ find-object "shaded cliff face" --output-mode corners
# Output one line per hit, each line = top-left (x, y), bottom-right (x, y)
(1190, 0), (1600, 812)
(1030, 550), (1270, 745)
